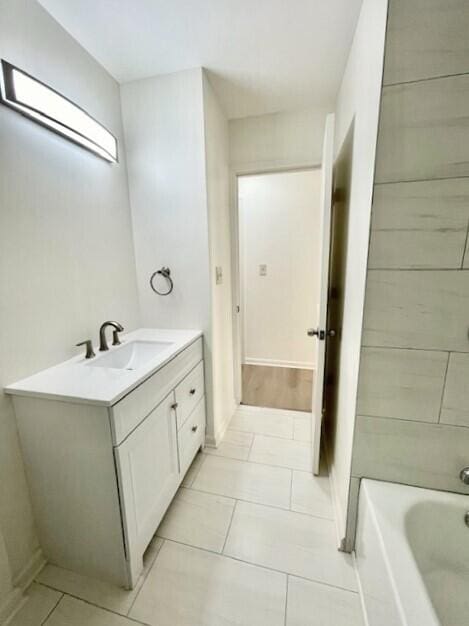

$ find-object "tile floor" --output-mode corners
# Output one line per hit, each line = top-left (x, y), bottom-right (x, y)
(9, 405), (364, 626)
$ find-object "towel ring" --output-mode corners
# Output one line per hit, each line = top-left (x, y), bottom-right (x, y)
(150, 267), (173, 296)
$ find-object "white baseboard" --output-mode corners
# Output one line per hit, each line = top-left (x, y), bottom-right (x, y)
(0, 587), (24, 625)
(0, 548), (45, 624)
(244, 358), (314, 370)
(13, 548), (46, 592)
(205, 400), (237, 448)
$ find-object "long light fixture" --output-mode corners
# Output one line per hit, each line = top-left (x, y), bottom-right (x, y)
(0, 60), (118, 163)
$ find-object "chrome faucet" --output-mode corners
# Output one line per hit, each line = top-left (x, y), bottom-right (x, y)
(99, 321), (124, 351)
(459, 467), (469, 485)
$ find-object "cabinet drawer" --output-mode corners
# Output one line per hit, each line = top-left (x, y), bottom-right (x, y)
(178, 397), (206, 476)
(110, 338), (203, 445)
(174, 361), (205, 430)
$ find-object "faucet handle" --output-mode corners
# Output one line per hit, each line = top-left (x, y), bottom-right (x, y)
(460, 467), (469, 485)
(76, 339), (95, 359)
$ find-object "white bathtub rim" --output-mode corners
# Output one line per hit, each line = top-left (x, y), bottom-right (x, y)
(362, 483), (410, 626)
(359, 479), (446, 626)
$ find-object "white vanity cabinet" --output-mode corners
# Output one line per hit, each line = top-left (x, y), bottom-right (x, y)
(8, 333), (205, 589)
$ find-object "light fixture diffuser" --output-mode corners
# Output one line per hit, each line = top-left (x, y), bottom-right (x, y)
(0, 60), (118, 163)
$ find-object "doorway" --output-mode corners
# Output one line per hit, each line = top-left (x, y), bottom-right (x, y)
(235, 168), (323, 412)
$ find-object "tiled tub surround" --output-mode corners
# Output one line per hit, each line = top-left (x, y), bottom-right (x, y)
(10, 406), (365, 626)
(348, 0), (469, 540)
(355, 480), (469, 626)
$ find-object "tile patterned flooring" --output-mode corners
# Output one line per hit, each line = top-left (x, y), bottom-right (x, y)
(10, 405), (364, 626)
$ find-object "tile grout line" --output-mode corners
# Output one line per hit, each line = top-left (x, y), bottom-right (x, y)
(228, 426), (297, 442)
(248, 432), (256, 456)
(186, 450), (207, 487)
(357, 412), (469, 430)
(221, 499), (238, 554)
(198, 448), (312, 473)
(374, 174), (469, 186)
(437, 352), (451, 424)
(40, 590), (64, 626)
(383, 69), (469, 89)
(246, 433), (257, 462)
(163, 537), (358, 596)
(36, 582), (151, 626)
(368, 265), (468, 271)
(361, 344), (469, 354)
(284, 575), (290, 626)
(461, 215), (469, 269)
(185, 484), (335, 522)
(126, 538), (166, 617)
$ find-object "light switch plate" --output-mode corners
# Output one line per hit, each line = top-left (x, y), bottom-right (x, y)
(215, 266), (223, 285)
(259, 264), (267, 276)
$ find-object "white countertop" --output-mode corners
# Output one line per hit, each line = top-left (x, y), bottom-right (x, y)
(4, 328), (203, 406)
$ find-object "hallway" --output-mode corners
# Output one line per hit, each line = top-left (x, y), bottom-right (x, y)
(242, 365), (313, 412)
(13, 405), (364, 626)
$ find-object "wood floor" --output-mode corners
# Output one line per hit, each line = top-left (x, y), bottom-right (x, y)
(242, 364), (313, 412)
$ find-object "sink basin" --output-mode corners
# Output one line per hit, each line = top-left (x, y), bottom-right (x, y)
(87, 340), (174, 371)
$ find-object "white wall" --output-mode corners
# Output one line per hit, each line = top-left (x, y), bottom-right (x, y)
(0, 0), (140, 612)
(229, 107), (329, 172)
(120, 69), (210, 334)
(121, 68), (235, 443)
(327, 0), (388, 544)
(202, 74), (236, 442)
(239, 170), (321, 369)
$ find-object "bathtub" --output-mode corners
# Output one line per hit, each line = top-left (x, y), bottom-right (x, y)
(355, 479), (469, 626)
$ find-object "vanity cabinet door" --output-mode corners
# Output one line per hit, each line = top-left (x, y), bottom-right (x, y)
(115, 392), (179, 583)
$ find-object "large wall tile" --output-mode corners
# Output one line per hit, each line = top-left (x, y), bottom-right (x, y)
(362, 270), (469, 351)
(375, 75), (469, 183)
(441, 352), (469, 427)
(368, 180), (469, 269)
(357, 347), (448, 422)
(383, 0), (469, 85)
(352, 415), (469, 494)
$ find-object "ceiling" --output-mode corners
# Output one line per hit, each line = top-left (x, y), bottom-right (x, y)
(38, 0), (363, 120)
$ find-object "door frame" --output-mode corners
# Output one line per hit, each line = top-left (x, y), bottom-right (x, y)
(230, 162), (321, 405)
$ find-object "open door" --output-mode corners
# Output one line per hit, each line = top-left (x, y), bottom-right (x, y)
(309, 113), (334, 475)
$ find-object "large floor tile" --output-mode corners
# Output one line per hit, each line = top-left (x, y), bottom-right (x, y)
(7, 583), (62, 626)
(44, 595), (139, 626)
(224, 501), (357, 591)
(157, 488), (235, 552)
(129, 540), (287, 626)
(249, 434), (312, 471)
(291, 471), (334, 520)
(192, 454), (291, 509)
(229, 407), (294, 439)
(37, 535), (163, 615)
(180, 451), (205, 487)
(293, 417), (311, 442)
(286, 576), (364, 626)
(204, 430), (253, 461)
